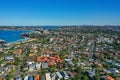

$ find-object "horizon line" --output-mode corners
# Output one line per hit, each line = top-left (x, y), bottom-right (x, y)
(0, 25), (120, 27)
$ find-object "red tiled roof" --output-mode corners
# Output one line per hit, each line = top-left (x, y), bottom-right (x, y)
(13, 49), (22, 55)
(37, 55), (64, 65)
(72, 71), (77, 76)
(105, 76), (115, 80)
(44, 57), (48, 62)
(34, 75), (40, 80)
(49, 57), (56, 60)
(48, 61), (55, 66)
(37, 56), (44, 62)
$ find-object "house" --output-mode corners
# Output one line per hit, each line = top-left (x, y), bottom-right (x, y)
(29, 64), (35, 71)
(66, 71), (74, 78)
(105, 76), (114, 80)
(28, 76), (34, 80)
(0, 49), (3, 53)
(41, 62), (48, 69)
(14, 76), (22, 80)
(5, 56), (14, 60)
(7, 65), (15, 72)
(100, 76), (106, 80)
(37, 55), (63, 67)
(27, 61), (34, 65)
(62, 71), (69, 79)
(85, 70), (95, 78)
(4, 56), (14, 62)
(55, 72), (63, 79)
(34, 75), (40, 80)
(0, 39), (6, 44)
(109, 69), (116, 74)
(21, 65), (29, 71)
(12, 49), (22, 57)
(35, 63), (41, 70)
(46, 73), (51, 80)
(40, 75), (46, 80)
(29, 53), (36, 57)
(24, 76), (28, 80)
(68, 60), (74, 66)
(50, 73), (56, 80)
(37, 56), (45, 62)
(2, 64), (9, 70)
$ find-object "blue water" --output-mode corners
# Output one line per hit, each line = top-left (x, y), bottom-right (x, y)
(0, 30), (31, 43)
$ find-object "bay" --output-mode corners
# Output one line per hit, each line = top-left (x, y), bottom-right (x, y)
(0, 30), (31, 43)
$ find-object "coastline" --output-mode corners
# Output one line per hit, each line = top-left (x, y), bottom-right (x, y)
(0, 29), (33, 45)
(8, 37), (29, 45)
(8, 38), (37, 45)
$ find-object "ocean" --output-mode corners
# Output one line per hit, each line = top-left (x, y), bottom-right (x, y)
(0, 30), (31, 43)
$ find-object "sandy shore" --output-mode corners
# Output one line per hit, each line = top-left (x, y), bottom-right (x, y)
(22, 38), (37, 43)
(8, 38), (37, 45)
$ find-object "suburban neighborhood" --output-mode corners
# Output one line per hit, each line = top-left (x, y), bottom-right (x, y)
(0, 26), (120, 80)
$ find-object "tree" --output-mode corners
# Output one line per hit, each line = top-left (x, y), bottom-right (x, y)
(84, 75), (89, 80)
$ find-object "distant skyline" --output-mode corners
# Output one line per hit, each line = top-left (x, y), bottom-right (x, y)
(0, 0), (120, 26)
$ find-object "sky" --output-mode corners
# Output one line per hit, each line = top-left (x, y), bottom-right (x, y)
(0, 0), (120, 26)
